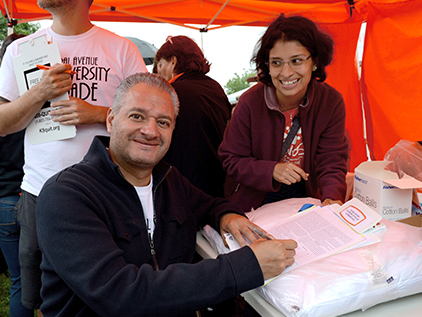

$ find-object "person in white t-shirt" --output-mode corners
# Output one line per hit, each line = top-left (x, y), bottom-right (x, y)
(0, 0), (147, 312)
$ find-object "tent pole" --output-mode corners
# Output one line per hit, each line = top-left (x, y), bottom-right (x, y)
(2, 0), (14, 35)
(347, 0), (355, 18)
(203, 0), (231, 32)
(200, 32), (204, 51)
(357, 22), (373, 162)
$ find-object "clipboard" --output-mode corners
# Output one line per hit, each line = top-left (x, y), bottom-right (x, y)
(333, 198), (383, 234)
(12, 34), (76, 145)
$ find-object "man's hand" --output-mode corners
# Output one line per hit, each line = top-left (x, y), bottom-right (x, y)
(273, 162), (309, 185)
(219, 213), (263, 247)
(0, 63), (73, 135)
(249, 239), (297, 280)
(36, 63), (73, 102)
(219, 213), (298, 280)
(49, 96), (108, 125)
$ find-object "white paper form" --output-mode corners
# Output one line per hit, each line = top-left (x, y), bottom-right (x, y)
(266, 206), (366, 273)
(12, 34), (76, 145)
(334, 198), (382, 234)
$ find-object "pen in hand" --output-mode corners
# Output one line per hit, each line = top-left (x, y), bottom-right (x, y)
(36, 64), (77, 75)
(253, 227), (274, 240)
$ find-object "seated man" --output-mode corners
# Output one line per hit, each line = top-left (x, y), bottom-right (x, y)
(36, 73), (297, 316)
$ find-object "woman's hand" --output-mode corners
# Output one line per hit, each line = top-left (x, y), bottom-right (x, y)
(322, 198), (343, 206)
(273, 162), (309, 185)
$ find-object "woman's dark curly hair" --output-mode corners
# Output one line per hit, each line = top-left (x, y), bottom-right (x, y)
(154, 36), (210, 75)
(252, 14), (334, 85)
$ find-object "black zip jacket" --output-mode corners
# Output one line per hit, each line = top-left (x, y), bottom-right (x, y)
(36, 136), (263, 316)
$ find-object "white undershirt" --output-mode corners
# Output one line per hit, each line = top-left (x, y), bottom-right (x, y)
(135, 177), (155, 240)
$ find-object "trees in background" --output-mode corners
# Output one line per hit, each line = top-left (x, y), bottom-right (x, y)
(224, 68), (256, 94)
(0, 17), (41, 41)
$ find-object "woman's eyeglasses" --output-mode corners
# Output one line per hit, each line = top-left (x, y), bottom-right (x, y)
(266, 55), (312, 70)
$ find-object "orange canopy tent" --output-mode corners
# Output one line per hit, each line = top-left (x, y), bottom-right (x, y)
(1, 0), (422, 171)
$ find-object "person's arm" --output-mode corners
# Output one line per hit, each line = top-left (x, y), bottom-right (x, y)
(48, 96), (109, 125)
(314, 93), (348, 204)
(219, 213), (258, 247)
(322, 198), (343, 206)
(272, 162), (309, 185)
(219, 213), (297, 280)
(41, 38), (148, 127)
(0, 63), (73, 136)
(218, 97), (279, 193)
(178, 169), (298, 279)
(248, 237), (297, 280)
(36, 179), (265, 316)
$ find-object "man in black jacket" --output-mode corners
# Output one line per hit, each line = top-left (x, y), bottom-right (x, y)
(36, 73), (297, 316)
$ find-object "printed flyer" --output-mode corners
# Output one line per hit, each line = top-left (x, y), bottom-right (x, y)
(12, 34), (76, 145)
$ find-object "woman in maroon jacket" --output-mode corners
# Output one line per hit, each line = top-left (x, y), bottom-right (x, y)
(218, 14), (349, 212)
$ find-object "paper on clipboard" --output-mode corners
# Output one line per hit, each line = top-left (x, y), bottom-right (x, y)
(333, 198), (383, 234)
(224, 205), (367, 276)
(12, 34), (76, 145)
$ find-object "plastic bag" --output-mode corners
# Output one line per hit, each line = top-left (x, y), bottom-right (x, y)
(201, 198), (422, 317)
(384, 140), (422, 214)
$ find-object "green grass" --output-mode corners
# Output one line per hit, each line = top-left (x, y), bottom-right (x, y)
(0, 271), (11, 317)
(0, 272), (37, 317)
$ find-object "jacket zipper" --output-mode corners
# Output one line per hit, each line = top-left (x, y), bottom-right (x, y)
(118, 166), (173, 271)
(235, 183), (241, 192)
(119, 165), (202, 315)
(149, 166), (172, 271)
(149, 237), (159, 270)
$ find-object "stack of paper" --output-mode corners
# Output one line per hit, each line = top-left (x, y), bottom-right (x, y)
(225, 198), (384, 275)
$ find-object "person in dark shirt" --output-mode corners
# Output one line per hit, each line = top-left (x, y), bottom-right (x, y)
(36, 73), (297, 316)
(219, 14), (348, 212)
(0, 32), (33, 317)
(155, 36), (232, 198)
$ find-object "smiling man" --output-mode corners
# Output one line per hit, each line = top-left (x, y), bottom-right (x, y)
(35, 73), (297, 316)
(107, 77), (176, 187)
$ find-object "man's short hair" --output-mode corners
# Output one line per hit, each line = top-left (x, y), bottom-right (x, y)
(112, 73), (180, 117)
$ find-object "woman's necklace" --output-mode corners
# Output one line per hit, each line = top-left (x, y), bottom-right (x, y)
(278, 95), (307, 120)
(278, 102), (294, 120)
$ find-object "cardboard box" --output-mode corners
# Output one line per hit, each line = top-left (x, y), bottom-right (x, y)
(397, 214), (422, 227)
(353, 161), (422, 221)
